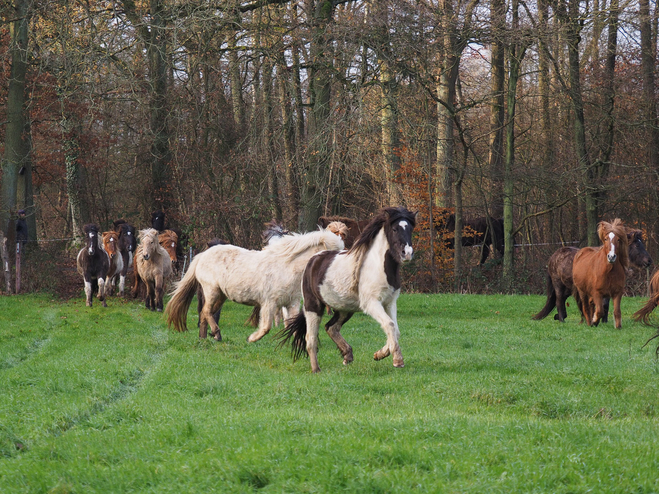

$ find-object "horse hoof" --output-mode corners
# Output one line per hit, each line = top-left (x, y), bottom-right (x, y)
(343, 358), (353, 365)
(214, 334), (222, 342)
(394, 362), (405, 368)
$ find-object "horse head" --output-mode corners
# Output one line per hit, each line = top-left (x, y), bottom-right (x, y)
(598, 219), (629, 268)
(83, 224), (101, 256)
(117, 223), (137, 254)
(102, 231), (120, 260)
(626, 229), (653, 268)
(384, 207), (417, 263)
(326, 221), (349, 243)
(139, 228), (159, 261)
(151, 210), (165, 232)
(159, 230), (178, 264)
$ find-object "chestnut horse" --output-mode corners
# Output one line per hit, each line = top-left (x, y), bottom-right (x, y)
(134, 228), (173, 311)
(633, 269), (659, 325)
(572, 219), (629, 329)
(102, 231), (124, 296)
(76, 224), (110, 308)
(277, 207), (416, 373)
(533, 228), (652, 322)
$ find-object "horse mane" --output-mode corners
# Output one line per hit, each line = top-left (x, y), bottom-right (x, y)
(159, 229), (178, 243)
(139, 228), (159, 243)
(262, 228), (344, 259)
(598, 219), (629, 270)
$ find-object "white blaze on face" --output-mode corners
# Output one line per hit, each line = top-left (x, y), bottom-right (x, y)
(88, 232), (95, 254)
(607, 232), (617, 263)
(399, 220), (414, 260)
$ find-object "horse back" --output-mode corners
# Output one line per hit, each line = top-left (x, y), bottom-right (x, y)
(302, 250), (342, 315)
(547, 246), (579, 288)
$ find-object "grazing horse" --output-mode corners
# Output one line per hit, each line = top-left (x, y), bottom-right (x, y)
(113, 220), (137, 295)
(134, 228), (172, 311)
(166, 228), (345, 342)
(277, 206), (416, 373)
(318, 215), (370, 249)
(633, 269), (659, 325)
(102, 231), (124, 296)
(76, 224), (110, 308)
(437, 214), (504, 265)
(533, 228), (652, 322)
(572, 219), (629, 329)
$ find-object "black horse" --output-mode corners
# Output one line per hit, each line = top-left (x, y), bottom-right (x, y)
(533, 228), (653, 322)
(436, 214), (504, 265)
(113, 219), (138, 295)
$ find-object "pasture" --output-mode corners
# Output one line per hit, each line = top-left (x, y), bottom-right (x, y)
(1, 293), (659, 493)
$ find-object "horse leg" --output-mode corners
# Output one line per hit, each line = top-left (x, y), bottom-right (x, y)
(247, 303), (275, 342)
(365, 301), (403, 367)
(602, 297), (610, 323)
(119, 252), (128, 295)
(154, 273), (164, 312)
(200, 289), (225, 341)
(591, 294), (604, 327)
(207, 296), (226, 341)
(84, 276), (93, 307)
(305, 312), (322, 373)
(555, 284), (569, 322)
(98, 277), (107, 307)
(145, 280), (154, 310)
(612, 294), (622, 329)
(325, 311), (354, 365)
(479, 243), (491, 265)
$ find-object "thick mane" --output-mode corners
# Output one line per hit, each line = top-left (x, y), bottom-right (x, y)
(262, 229), (344, 259)
(139, 228), (159, 243)
(159, 230), (178, 244)
(598, 219), (629, 270)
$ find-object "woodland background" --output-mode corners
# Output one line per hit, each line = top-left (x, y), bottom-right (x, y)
(1, 0), (658, 295)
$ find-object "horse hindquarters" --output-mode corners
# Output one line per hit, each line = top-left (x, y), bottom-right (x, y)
(532, 273), (557, 320)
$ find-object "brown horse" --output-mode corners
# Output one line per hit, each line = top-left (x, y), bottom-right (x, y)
(102, 231), (124, 296)
(533, 228), (652, 322)
(76, 224), (110, 308)
(572, 219), (629, 329)
(633, 269), (659, 324)
(436, 214), (504, 265)
(134, 228), (173, 311)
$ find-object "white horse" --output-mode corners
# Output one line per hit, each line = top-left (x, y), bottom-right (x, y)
(134, 228), (173, 312)
(166, 228), (345, 342)
(277, 206), (416, 373)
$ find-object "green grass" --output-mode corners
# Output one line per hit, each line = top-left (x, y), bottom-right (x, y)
(1, 292), (659, 493)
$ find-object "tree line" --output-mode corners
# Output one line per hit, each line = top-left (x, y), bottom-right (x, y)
(1, 0), (658, 292)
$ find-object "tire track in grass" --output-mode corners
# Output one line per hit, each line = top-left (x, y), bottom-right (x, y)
(0, 337), (51, 371)
(46, 324), (168, 437)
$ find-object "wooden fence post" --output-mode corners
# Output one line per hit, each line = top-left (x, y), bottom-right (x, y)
(0, 233), (10, 293)
(15, 241), (21, 294)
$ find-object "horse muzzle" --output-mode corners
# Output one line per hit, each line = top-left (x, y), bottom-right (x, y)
(401, 245), (414, 262)
(143, 254), (150, 261)
(607, 253), (617, 263)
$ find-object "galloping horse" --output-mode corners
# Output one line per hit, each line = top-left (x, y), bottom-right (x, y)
(113, 219), (137, 295)
(134, 228), (172, 311)
(132, 229), (178, 298)
(277, 206), (416, 373)
(166, 228), (345, 342)
(633, 269), (659, 324)
(572, 219), (629, 329)
(102, 231), (124, 296)
(533, 228), (652, 322)
(76, 224), (110, 308)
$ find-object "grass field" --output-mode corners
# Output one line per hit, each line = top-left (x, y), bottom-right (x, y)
(1, 292), (659, 493)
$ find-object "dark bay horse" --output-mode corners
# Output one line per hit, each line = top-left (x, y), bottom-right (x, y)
(572, 219), (629, 329)
(533, 228), (652, 322)
(76, 224), (110, 308)
(435, 214), (504, 265)
(278, 206), (416, 373)
(113, 219), (137, 295)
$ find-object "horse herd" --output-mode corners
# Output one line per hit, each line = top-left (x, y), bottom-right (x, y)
(75, 209), (659, 372)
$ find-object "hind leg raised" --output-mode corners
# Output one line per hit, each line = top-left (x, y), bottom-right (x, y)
(325, 311), (354, 365)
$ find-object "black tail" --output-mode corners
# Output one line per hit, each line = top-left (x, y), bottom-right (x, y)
(276, 312), (308, 361)
(532, 273), (556, 320)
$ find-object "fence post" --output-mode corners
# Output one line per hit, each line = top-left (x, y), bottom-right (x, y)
(15, 241), (21, 294)
(0, 233), (10, 293)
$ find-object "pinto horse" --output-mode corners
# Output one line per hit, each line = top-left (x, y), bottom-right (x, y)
(533, 228), (652, 322)
(166, 228), (345, 342)
(572, 219), (629, 329)
(102, 231), (124, 296)
(277, 206), (416, 373)
(76, 224), (110, 308)
(134, 228), (173, 311)
(113, 220), (137, 295)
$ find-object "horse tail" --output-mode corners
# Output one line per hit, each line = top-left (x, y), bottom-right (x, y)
(532, 273), (556, 320)
(633, 292), (659, 325)
(165, 256), (200, 332)
(276, 312), (308, 361)
(246, 306), (260, 327)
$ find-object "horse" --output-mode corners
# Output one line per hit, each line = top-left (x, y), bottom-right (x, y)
(76, 224), (110, 308)
(166, 227), (345, 342)
(572, 219), (629, 329)
(633, 269), (659, 325)
(134, 228), (173, 311)
(131, 229), (178, 298)
(436, 214), (504, 265)
(277, 206), (416, 373)
(533, 227), (652, 322)
(102, 231), (124, 296)
(152, 210), (166, 232)
(113, 219), (137, 295)
(318, 215), (370, 248)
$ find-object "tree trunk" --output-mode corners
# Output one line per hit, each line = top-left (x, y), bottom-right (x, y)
(1, 0), (31, 236)
(488, 0), (506, 218)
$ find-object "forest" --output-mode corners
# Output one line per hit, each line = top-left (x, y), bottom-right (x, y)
(1, 0), (658, 294)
